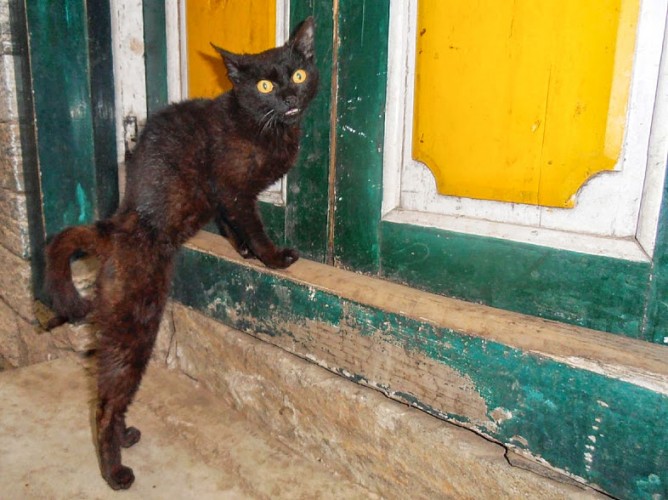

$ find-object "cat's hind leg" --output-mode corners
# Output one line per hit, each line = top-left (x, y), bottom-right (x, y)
(92, 227), (175, 490)
(96, 321), (161, 489)
(117, 419), (141, 448)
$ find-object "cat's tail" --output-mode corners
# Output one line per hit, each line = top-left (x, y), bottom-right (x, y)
(44, 223), (110, 330)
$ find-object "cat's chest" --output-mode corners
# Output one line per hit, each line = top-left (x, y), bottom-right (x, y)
(245, 130), (298, 167)
(216, 133), (299, 189)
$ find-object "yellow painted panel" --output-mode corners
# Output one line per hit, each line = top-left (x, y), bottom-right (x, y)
(186, 0), (276, 99)
(413, 0), (639, 207)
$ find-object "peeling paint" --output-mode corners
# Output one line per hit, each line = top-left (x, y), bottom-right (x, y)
(172, 247), (668, 499)
(535, 353), (668, 396)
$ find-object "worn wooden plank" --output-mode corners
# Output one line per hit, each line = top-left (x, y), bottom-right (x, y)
(646, 161), (668, 345)
(332, 0), (389, 273)
(6, 0), (46, 298)
(380, 221), (651, 339)
(26, 0), (97, 236)
(142, 2), (168, 115)
(173, 232), (668, 499)
(284, 0), (334, 263)
(87, 0), (119, 218)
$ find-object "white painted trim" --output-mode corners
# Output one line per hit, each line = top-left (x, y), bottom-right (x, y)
(165, 0), (182, 103)
(638, 13), (668, 254)
(381, 0), (416, 217)
(276, 0), (290, 46)
(178, 0), (189, 100)
(383, 0), (668, 262)
(110, 0), (148, 197)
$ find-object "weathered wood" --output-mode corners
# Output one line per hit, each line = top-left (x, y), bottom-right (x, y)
(173, 231), (668, 499)
(332, 0), (389, 273)
(285, 0), (335, 263)
(26, 0), (97, 236)
(380, 221), (651, 339)
(325, 0), (663, 342)
(142, 1), (168, 115)
(88, 0), (119, 219)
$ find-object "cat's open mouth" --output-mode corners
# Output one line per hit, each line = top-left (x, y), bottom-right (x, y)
(285, 108), (300, 117)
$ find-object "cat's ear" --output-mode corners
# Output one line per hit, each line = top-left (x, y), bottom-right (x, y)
(211, 44), (244, 83)
(289, 17), (315, 62)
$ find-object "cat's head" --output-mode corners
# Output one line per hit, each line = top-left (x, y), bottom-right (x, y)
(213, 18), (319, 130)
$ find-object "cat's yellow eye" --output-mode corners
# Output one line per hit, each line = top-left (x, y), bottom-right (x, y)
(292, 69), (307, 84)
(257, 80), (274, 94)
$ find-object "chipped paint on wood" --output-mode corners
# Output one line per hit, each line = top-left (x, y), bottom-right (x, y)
(26, 0), (118, 238)
(332, 0), (390, 272)
(380, 221), (650, 339)
(284, 0), (336, 263)
(26, 0), (97, 236)
(172, 235), (668, 499)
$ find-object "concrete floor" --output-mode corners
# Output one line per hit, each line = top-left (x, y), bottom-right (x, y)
(0, 357), (374, 499)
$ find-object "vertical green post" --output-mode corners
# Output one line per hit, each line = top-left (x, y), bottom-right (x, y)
(286, 0), (335, 263)
(143, 2), (169, 115)
(87, 0), (119, 218)
(332, 0), (390, 273)
(645, 157), (668, 344)
(26, 0), (98, 237)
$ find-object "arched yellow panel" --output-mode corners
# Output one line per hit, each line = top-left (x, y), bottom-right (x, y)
(186, 0), (276, 99)
(413, 0), (640, 207)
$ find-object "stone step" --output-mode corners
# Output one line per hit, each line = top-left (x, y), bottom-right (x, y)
(1, 320), (606, 499)
(0, 356), (374, 499)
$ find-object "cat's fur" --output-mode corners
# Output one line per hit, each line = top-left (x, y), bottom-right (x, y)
(44, 18), (318, 490)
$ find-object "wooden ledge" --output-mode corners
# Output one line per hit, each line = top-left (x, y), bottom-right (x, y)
(186, 231), (668, 393)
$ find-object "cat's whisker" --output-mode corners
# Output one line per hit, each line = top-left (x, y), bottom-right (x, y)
(260, 109), (278, 135)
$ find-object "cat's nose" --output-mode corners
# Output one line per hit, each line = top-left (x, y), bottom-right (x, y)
(284, 96), (298, 107)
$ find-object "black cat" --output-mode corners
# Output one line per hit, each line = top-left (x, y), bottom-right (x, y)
(45, 18), (318, 490)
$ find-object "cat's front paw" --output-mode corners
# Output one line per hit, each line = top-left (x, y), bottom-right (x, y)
(236, 242), (254, 259)
(263, 247), (299, 269)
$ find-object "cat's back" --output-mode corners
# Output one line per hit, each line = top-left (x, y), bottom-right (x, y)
(141, 97), (214, 142)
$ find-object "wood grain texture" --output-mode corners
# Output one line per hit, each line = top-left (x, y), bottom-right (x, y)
(331, 0), (389, 272)
(173, 231), (668, 499)
(285, 0), (335, 263)
(26, 0), (98, 236)
(380, 221), (651, 339)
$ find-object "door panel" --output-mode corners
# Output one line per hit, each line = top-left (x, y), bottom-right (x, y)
(413, 0), (639, 208)
(185, 0), (276, 99)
